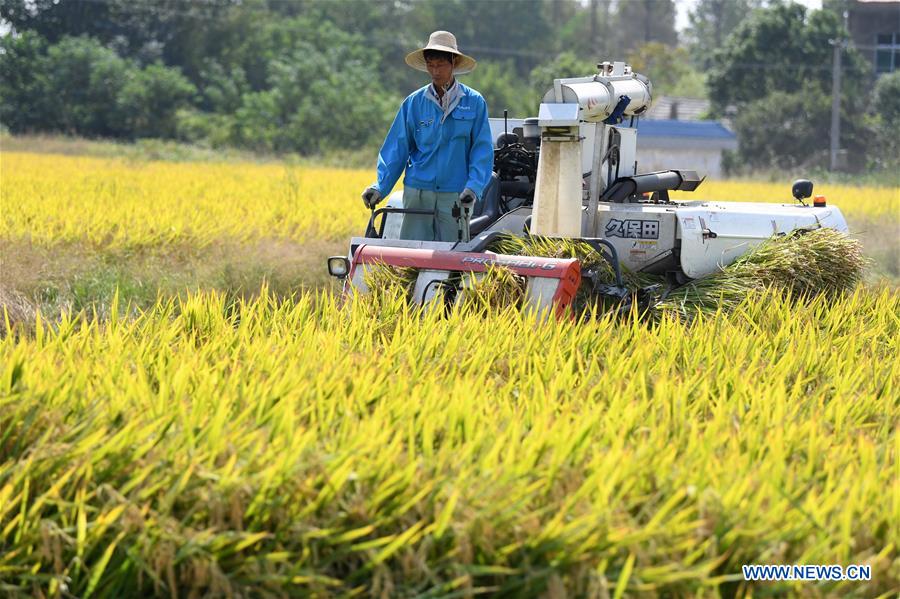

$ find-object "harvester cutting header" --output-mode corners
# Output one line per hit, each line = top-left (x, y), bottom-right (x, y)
(328, 58), (849, 316)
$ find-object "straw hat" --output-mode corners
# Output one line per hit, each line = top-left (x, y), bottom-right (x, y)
(405, 31), (477, 75)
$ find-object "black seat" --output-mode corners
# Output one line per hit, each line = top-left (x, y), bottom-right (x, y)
(469, 173), (501, 236)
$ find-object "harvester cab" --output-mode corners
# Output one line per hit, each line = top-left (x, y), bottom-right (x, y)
(328, 61), (848, 315)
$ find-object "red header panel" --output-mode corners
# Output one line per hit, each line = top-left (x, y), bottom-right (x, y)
(351, 245), (581, 281)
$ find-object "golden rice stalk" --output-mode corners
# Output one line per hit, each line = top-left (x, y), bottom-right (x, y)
(734, 227), (867, 297)
(361, 263), (418, 302)
(481, 229), (867, 320)
(4, 151), (893, 249)
(354, 263), (421, 328)
(354, 231), (865, 322)
(454, 265), (526, 315)
(487, 233), (662, 292)
(488, 234), (616, 284)
(653, 228), (868, 320)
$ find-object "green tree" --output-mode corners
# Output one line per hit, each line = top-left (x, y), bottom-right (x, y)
(528, 52), (597, 107)
(555, 0), (613, 61)
(228, 90), (283, 151)
(0, 32), (53, 133)
(198, 61), (251, 114)
(272, 55), (397, 154)
(706, 1), (869, 113)
(685, 0), (763, 68)
(462, 60), (533, 118)
(732, 85), (871, 171)
(1, 0), (113, 43)
(614, 0), (678, 53)
(0, 0), (241, 74)
(40, 36), (132, 136)
(867, 71), (900, 171)
(118, 63), (196, 138)
(0, 34), (198, 139)
(627, 43), (707, 98)
(410, 0), (554, 77)
(218, 19), (399, 154)
(871, 72), (900, 127)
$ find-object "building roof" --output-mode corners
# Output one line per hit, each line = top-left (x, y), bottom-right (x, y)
(635, 118), (736, 140)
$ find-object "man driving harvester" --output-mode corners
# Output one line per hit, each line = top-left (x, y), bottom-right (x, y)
(361, 31), (494, 242)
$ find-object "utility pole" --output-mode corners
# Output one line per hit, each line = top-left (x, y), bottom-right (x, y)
(829, 38), (843, 171)
(829, 9), (849, 172)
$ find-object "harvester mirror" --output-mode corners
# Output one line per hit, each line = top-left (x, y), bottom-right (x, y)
(792, 179), (814, 201)
(327, 256), (350, 279)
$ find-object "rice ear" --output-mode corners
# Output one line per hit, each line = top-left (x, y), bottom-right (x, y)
(650, 228), (867, 321)
(362, 262), (418, 302)
(455, 265), (526, 315)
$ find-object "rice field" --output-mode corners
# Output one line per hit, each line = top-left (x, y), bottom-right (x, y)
(1, 153), (370, 249)
(2, 152), (898, 249)
(1, 151), (899, 597)
(671, 179), (899, 222)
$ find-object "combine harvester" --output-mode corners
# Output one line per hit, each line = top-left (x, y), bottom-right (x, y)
(327, 62), (849, 316)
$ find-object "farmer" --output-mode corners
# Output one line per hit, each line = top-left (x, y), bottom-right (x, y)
(361, 30), (494, 241)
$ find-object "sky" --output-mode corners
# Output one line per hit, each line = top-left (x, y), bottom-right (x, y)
(674, 0), (823, 30)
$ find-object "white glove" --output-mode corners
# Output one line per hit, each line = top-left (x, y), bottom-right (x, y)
(459, 188), (477, 209)
(361, 186), (382, 209)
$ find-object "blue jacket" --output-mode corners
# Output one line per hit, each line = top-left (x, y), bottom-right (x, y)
(372, 82), (494, 199)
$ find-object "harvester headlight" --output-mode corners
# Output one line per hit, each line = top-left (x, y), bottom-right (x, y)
(327, 256), (350, 279)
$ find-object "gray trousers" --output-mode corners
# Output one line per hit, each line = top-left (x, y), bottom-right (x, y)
(399, 187), (461, 242)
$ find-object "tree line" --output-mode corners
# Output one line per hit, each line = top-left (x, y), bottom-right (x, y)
(1, 0), (897, 172)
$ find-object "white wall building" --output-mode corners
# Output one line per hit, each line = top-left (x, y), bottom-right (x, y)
(634, 119), (738, 179)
